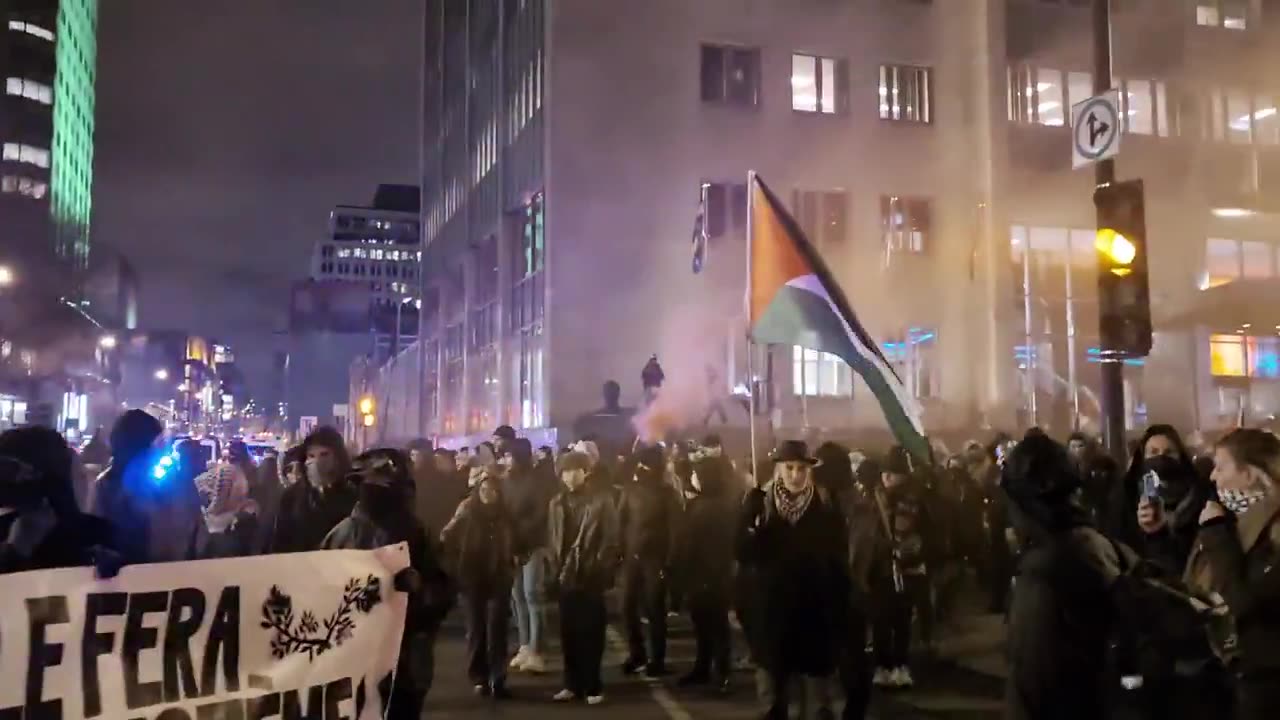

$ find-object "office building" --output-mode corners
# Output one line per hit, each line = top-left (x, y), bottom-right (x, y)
(415, 0), (1280, 445)
(0, 0), (96, 277)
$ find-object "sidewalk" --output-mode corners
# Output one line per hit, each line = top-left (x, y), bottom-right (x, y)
(934, 610), (1007, 681)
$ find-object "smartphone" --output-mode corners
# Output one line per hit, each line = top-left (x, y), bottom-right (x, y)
(1142, 469), (1164, 508)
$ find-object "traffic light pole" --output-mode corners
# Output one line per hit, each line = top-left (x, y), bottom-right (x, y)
(1094, 0), (1126, 460)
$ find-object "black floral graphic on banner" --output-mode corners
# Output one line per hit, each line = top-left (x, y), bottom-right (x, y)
(261, 575), (384, 660)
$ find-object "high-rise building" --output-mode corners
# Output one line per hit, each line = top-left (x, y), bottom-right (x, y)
(416, 0), (1280, 443)
(0, 0), (96, 278)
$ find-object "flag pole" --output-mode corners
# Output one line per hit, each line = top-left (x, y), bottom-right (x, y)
(746, 170), (759, 484)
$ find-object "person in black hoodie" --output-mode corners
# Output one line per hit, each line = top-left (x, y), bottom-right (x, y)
(91, 409), (165, 565)
(618, 444), (683, 678)
(441, 471), (521, 699)
(272, 427), (357, 553)
(0, 427), (117, 575)
(674, 456), (737, 693)
(503, 437), (558, 674)
(322, 448), (453, 719)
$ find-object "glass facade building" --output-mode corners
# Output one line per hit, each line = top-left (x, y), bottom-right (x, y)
(51, 0), (95, 269)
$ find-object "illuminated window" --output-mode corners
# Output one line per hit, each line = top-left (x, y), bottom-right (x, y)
(792, 189), (848, 248)
(1249, 336), (1280, 378)
(1203, 238), (1242, 288)
(1198, 1), (1247, 29)
(1254, 96), (1279, 145)
(884, 328), (940, 400)
(1210, 334), (1247, 377)
(1035, 68), (1065, 126)
(1242, 241), (1273, 279)
(881, 195), (932, 255)
(7, 21), (54, 41)
(2, 143), (49, 168)
(4, 78), (51, 105)
(792, 347), (852, 397)
(879, 65), (931, 123)
(791, 54), (845, 114)
(1, 175), (46, 198)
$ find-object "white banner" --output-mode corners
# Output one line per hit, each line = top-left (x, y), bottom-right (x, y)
(0, 545), (410, 720)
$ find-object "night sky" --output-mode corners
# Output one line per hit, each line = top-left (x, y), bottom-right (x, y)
(94, 0), (421, 398)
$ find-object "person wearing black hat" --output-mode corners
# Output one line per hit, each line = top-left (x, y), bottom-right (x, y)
(321, 448), (453, 719)
(737, 440), (849, 720)
(618, 443), (682, 678)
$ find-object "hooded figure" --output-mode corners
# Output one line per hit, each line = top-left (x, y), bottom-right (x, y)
(188, 464), (260, 560)
(322, 448), (452, 719)
(91, 409), (169, 565)
(1002, 429), (1134, 720)
(674, 456), (737, 691)
(1109, 424), (1203, 554)
(0, 427), (115, 574)
(271, 427), (357, 553)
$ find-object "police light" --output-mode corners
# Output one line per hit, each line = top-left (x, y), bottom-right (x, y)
(151, 451), (178, 484)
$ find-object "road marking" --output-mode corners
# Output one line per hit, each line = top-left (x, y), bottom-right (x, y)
(604, 626), (693, 720)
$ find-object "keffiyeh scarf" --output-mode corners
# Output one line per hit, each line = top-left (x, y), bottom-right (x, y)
(1218, 487), (1268, 516)
(195, 464), (257, 533)
(772, 480), (815, 525)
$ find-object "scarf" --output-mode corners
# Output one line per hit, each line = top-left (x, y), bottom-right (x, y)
(1218, 487), (1268, 516)
(195, 464), (257, 533)
(773, 480), (814, 525)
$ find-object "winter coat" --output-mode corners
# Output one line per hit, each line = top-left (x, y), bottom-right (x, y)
(839, 484), (890, 605)
(1184, 490), (1280, 675)
(618, 476), (683, 567)
(547, 486), (620, 594)
(92, 460), (202, 565)
(502, 466), (559, 552)
(271, 481), (358, 554)
(675, 492), (737, 601)
(878, 480), (935, 575)
(0, 507), (115, 574)
(187, 513), (261, 560)
(736, 483), (849, 676)
(440, 496), (520, 592)
(416, 468), (468, 539)
(321, 506), (452, 692)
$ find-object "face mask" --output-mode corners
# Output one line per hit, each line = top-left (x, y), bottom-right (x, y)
(306, 458), (335, 489)
(359, 483), (400, 519)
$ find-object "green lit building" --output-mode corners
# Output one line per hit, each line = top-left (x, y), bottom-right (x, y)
(0, 0), (97, 278)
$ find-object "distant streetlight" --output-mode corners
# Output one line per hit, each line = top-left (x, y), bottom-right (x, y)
(154, 369), (169, 381)
(98, 335), (117, 349)
(0, 266), (13, 287)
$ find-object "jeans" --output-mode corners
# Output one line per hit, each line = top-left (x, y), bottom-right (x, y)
(559, 589), (607, 697)
(463, 587), (511, 687)
(511, 549), (547, 654)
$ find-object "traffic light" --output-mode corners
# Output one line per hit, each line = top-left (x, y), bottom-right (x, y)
(359, 395), (376, 427)
(1094, 179), (1152, 358)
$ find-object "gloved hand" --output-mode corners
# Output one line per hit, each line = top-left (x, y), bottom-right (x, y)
(394, 567), (423, 593)
(93, 547), (125, 579)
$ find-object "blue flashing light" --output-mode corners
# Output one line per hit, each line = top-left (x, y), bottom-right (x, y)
(150, 450), (180, 486)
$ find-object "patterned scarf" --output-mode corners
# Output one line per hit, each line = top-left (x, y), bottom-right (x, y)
(195, 464), (258, 533)
(1218, 487), (1268, 516)
(773, 480), (815, 525)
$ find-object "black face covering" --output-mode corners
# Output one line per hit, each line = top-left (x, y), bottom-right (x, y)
(358, 483), (402, 521)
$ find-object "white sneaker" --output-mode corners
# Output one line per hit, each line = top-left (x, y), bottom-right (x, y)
(509, 646), (530, 670)
(872, 668), (893, 687)
(895, 667), (914, 688)
(521, 652), (547, 674)
(586, 695), (605, 706)
(552, 689), (576, 702)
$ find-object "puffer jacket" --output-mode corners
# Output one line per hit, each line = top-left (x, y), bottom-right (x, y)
(547, 485), (620, 593)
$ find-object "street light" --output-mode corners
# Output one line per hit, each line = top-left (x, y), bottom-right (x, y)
(0, 266), (13, 287)
(98, 335), (117, 349)
(154, 369), (169, 381)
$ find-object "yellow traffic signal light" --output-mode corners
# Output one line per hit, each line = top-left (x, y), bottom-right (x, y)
(362, 413), (375, 427)
(1095, 228), (1136, 275)
(358, 395), (375, 415)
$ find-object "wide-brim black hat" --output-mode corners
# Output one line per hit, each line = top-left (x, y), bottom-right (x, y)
(770, 440), (817, 465)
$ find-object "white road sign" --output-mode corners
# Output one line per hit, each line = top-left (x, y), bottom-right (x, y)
(1072, 89), (1122, 169)
(299, 415), (318, 436)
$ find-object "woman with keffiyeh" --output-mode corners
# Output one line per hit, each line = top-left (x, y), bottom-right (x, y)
(187, 463), (260, 560)
(737, 440), (850, 720)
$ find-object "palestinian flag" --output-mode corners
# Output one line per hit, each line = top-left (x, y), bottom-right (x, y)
(747, 173), (930, 463)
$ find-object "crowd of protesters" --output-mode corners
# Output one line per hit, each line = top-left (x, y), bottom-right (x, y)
(2, 404), (1280, 720)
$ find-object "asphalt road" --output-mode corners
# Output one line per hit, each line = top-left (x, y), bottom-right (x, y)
(422, 610), (1005, 719)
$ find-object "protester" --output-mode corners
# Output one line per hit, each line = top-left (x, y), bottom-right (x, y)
(503, 437), (558, 674)
(1185, 428), (1280, 720)
(618, 444), (682, 678)
(414, 445), (468, 538)
(321, 448), (453, 718)
(469, 443), (498, 488)
(441, 471), (520, 699)
(188, 463), (260, 560)
(0, 427), (116, 575)
(271, 427), (357, 553)
(492, 425), (517, 457)
(737, 440), (848, 720)
(966, 439), (1012, 612)
(674, 455), (737, 693)
(1110, 424), (1198, 546)
(549, 451), (620, 705)
(1067, 432), (1118, 525)
(91, 409), (168, 565)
